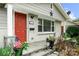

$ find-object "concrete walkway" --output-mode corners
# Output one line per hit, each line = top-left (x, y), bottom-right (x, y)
(22, 40), (58, 56)
(22, 40), (47, 55)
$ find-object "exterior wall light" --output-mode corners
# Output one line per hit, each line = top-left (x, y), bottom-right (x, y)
(50, 10), (53, 16)
(30, 15), (35, 19)
(50, 4), (53, 16)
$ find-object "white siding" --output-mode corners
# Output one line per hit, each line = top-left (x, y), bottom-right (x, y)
(0, 4), (67, 46)
(28, 14), (38, 43)
(12, 3), (66, 21)
(55, 21), (61, 37)
(14, 3), (64, 43)
(0, 8), (7, 47)
(52, 4), (65, 21)
(25, 3), (65, 21)
(11, 3), (66, 43)
(20, 3), (50, 16)
(28, 14), (55, 43)
(37, 33), (55, 42)
(0, 8), (7, 36)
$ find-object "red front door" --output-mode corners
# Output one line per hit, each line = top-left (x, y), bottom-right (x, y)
(15, 12), (27, 42)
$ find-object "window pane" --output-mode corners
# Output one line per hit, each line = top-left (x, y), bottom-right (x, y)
(38, 19), (42, 26)
(44, 26), (51, 32)
(44, 20), (51, 32)
(38, 26), (42, 32)
(52, 21), (54, 32)
(52, 27), (54, 31)
(44, 20), (51, 27)
(38, 18), (42, 32)
(52, 21), (54, 27)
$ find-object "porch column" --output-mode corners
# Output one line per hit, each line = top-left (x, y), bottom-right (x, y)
(6, 4), (15, 46)
(64, 21), (66, 33)
(7, 4), (14, 36)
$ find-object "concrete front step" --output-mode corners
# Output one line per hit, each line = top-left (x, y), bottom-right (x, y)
(48, 51), (59, 56)
(23, 47), (46, 56)
(22, 40), (47, 56)
(31, 49), (53, 56)
(49, 53), (58, 56)
(22, 40), (58, 56)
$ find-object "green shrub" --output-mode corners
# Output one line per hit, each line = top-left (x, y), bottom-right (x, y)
(0, 46), (13, 56)
(0, 42), (29, 56)
(66, 25), (79, 45)
(14, 42), (29, 56)
(63, 33), (71, 40)
(22, 42), (29, 50)
(75, 36), (79, 45)
(66, 25), (79, 38)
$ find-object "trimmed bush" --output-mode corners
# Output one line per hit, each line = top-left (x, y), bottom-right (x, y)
(0, 46), (13, 56)
(22, 42), (29, 50)
(66, 25), (79, 45)
(0, 42), (29, 56)
(66, 25), (79, 38)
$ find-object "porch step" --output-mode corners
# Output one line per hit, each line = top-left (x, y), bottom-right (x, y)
(22, 46), (47, 56)
(48, 51), (59, 56)
(22, 40), (58, 56)
(48, 53), (58, 56)
(22, 40), (47, 56)
(31, 49), (53, 56)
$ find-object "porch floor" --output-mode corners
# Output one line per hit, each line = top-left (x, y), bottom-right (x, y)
(22, 40), (47, 55)
(22, 40), (58, 56)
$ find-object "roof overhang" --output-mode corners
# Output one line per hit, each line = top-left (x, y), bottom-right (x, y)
(53, 3), (70, 20)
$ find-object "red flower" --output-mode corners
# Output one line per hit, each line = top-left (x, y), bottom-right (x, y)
(14, 41), (22, 48)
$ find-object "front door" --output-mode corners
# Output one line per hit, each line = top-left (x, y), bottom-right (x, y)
(15, 12), (27, 42)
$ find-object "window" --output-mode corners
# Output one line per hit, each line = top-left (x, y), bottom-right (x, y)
(44, 20), (51, 32)
(38, 19), (42, 32)
(52, 21), (54, 31)
(38, 18), (54, 32)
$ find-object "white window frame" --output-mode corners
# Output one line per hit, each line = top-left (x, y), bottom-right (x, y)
(38, 18), (54, 33)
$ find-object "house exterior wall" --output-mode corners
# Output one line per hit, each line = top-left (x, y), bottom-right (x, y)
(28, 14), (55, 43)
(11, 3), (65, 21)
(55, 21), (61, 37)
(28, 14), (38, 43)
(0, 8), (7, 36)
(0, 8), (7, 47)
(23, 3), (65, 43)
(52, 4), (65, 21)
(14, 3), (65, 21)
(0, 3), (67, 44)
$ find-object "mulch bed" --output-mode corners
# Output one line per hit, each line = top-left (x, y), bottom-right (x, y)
(54, 38), (79, 56)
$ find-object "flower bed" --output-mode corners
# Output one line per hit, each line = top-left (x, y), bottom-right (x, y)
(54, 36), (79, 56)
(0, 42), (28, 56)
